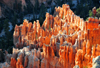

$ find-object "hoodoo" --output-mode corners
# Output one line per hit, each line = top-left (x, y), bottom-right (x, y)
(0, 4), (100, 68)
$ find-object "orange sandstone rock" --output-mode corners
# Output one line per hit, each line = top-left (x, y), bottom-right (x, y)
(11, 4), (100, 68)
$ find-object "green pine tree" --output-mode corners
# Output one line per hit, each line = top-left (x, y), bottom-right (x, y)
(17, 1), (22, 13)
(34, 0), (39, 13)
(89, 10), (93, 17)
(96, 7), (100, 18)
(3, 19), (10, 35)
(12, 12), (17, 27)
(57, 0), (61, 6)
(68, 0), (75, 9)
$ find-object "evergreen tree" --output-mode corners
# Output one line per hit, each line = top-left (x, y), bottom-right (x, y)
(63, 0), (68, 3)
(33, 7), (36, 21)
(0, 18), (3, 33)
(23, 6), (27, 14)
(3, 19), (10, 35)
(13, 0), (22, 13)
(89, 10), (93, 17)
(3, 19), (11, 50)
(92, 0), (100, 7)
(57, 0), (62, 6)
(88, 0), (93, 10)
(68, 0), (75, 9)
(75, 0), (89, 19)
(34, 0), (39, 13)
(39, 17), (44, 26)
(13, 0), (17, 12)
(39, 3), (47, 25)
(17, 1), (22, 13)
(20, 13), (24, 24)
(25, 0), (33, 13)
(88, 7), (100, 18)
(96, 7), (100, 18)
(12, 12), (17, 27)
(0, 49), (4, 62)
(40, 3), (47, 17)
(47, 0), (52, 5)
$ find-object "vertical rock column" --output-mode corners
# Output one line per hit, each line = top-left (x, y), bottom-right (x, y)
(10, 57), (17, 68)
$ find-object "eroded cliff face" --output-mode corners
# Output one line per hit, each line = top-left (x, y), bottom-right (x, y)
(0, 4), (100, 68)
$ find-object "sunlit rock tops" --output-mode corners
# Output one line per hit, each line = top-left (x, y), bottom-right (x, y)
(0, 4), (100, 68)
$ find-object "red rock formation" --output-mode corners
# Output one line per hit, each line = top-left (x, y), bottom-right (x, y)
(10, 57), (17, 68)
(1, 4), (100, 68)
(16, 58), (24, 68)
